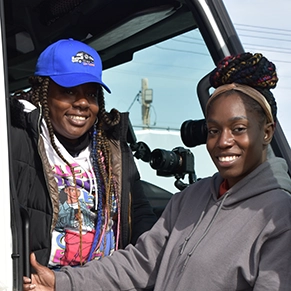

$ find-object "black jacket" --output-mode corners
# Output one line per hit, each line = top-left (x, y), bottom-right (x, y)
(10, 98), (157, 266)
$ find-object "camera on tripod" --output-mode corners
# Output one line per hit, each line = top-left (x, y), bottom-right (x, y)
(128, 118), (208, 190)
(150, 147), (194, 178)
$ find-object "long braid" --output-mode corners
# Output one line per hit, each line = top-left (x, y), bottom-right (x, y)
(87, 87), (120, 260)
(30, 76), (84, 265)
(87, 123), (104, 260)
(209, 52), (278, 121)
(97, 87), (120, 237)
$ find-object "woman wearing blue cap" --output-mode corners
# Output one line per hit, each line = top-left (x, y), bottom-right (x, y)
(10, 39), (157, 269)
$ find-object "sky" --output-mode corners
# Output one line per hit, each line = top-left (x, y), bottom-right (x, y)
(222, 0), (291, 143)
(101, 0), (291, 191)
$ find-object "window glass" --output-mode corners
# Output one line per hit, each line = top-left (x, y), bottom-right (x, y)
(103, 29), (217, 193)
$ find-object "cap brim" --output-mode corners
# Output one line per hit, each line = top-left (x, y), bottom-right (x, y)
(51, 73), (111, 93)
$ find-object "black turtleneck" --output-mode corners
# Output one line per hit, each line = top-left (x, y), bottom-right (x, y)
(55, 132), (91, 157)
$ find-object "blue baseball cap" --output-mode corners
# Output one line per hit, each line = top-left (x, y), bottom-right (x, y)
(35, 38), (111, 93)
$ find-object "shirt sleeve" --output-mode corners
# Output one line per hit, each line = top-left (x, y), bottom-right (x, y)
(254, 228), (291, 290)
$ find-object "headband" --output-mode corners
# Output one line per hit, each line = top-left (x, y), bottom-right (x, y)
(206, 83), (274, 124)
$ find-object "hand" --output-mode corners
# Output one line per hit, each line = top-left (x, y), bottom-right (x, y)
(23, 253), (55, 291)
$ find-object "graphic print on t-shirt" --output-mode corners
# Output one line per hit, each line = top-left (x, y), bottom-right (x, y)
(49, 162), (115, 267)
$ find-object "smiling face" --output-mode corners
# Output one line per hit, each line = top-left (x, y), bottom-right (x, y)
(206, 92), (274, 188)
(64, 186), (81, 204)
(47, 81), (100, 142)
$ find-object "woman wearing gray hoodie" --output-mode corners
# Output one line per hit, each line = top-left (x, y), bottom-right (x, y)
(24, 52), (291, 291)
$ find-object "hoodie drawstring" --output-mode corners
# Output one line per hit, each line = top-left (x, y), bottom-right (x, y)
(180, 209), (206, 255)
(181, 192), (230, 272)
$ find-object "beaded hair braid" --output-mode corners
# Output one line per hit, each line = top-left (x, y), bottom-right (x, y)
(20, 76), (120, 264)
(87, 85), (120, 261)
(209, 52), (278, 122)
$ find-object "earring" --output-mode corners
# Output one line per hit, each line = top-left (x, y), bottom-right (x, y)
(94, 117), (98, 125)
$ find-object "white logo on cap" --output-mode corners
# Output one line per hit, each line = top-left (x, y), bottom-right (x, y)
(72, 51), (95, 66)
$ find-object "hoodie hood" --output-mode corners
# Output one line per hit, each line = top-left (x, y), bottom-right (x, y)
(210, 157), (291, 207)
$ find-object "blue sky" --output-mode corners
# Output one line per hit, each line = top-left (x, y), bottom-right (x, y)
(102, 29), (213, 131)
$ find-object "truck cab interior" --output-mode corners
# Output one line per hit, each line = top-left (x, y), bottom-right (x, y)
(1, 0), (291, 289)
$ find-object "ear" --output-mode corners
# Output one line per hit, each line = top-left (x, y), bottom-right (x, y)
(263, 122), (275, 145)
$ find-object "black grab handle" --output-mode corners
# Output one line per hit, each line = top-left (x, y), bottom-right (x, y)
(20, 206), (31, 278)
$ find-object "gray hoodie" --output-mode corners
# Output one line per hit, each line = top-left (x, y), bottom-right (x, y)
(56, 157), (291, 290)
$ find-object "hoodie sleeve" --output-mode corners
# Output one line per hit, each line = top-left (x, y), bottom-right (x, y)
(254, 228), (291, 290)
(55, 191), (181, 291)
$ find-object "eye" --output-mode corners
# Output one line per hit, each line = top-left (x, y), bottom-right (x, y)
(208, 128), (219, 135)
(65, 89), (74, 95)
(233, 126), (247, 134)
(87, 92), (98, 99)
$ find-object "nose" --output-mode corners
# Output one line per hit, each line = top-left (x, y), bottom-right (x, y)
(73, 95), (90, 109)
(217, 129), (234, 148)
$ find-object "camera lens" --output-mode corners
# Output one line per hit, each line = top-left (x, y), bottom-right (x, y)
(150, 149), (180, 172)
(180, 119), (208, 148)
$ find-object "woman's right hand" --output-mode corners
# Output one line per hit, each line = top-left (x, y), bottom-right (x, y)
(23, 253), (56, 291)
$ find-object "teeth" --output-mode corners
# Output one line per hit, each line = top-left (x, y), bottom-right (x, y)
(219, 156), (238, 162)
(69, 115), (86, 121)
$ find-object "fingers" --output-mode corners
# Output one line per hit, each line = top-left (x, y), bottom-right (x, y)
(25, 252), (56, 290)
(23, 277), (31, 283)
(30, 252), (37, 267)
(30, 253), (42, 274)
(23, 277), (36, 290)
(23, 253), (38, 290)
(27, 283), (36, 290)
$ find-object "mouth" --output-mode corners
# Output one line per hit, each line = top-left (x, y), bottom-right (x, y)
(67, 115), (87, 121)
(218, 155), (239, 162)
(65, 114), (89, 127)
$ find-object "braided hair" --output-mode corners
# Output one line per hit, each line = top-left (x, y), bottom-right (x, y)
(209, 52), (278, 122)
(17, 76), (121, 264)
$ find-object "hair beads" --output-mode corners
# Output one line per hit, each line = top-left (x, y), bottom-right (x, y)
(209, 52), (278, 122)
